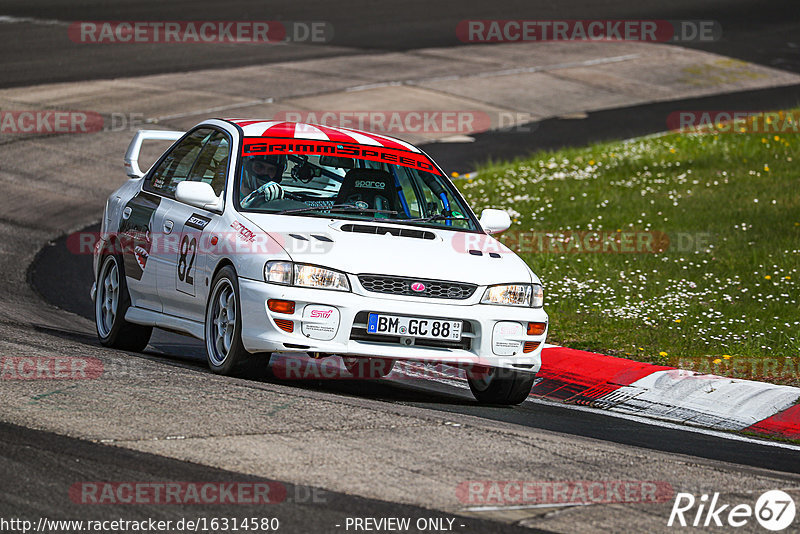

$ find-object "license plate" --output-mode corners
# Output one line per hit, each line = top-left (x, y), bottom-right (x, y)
(367, 313), (462, 341)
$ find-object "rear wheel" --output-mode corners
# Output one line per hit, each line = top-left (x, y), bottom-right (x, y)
(95, 253), (152, 351)
(467, 366), (535, 405)
(205, 266), (270, 376)
(343, 357), (395, 378)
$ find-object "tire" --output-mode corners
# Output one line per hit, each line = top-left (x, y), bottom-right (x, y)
(205, 265), (270, 376)
(467, 366), (536, 405)
(342, 357), (395, 378)
(95, 253), (152, 351)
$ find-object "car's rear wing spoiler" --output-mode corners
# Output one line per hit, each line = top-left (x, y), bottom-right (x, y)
(124, 129), (184, 178)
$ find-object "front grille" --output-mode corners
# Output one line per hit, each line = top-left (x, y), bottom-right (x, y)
(358, 274), (477, 300)
(349, 311), (473, 351)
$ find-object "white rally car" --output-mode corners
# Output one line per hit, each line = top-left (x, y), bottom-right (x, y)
(92, 119), (548, 404)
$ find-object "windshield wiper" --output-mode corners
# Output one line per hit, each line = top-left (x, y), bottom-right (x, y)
(276, 203), (398, 216)
(405, 214), (470, 223)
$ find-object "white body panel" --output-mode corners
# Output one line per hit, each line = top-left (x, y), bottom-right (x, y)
(94, 119), (548, 373)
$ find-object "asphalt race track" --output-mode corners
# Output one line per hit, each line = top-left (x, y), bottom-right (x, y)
(1, 0), (799, 87)
(29, 224), (800, 475)
(3, 1), (800, 532)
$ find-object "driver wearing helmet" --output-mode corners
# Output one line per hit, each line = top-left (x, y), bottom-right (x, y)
(240, 154), (287, 207)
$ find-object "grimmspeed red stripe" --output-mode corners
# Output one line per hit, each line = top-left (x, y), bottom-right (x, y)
(242, 137), (443, 176)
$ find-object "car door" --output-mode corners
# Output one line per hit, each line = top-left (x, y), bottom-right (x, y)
(126, 127), (210, 315)
(117, 190), (168, 312)
(158, 129), (230, 322)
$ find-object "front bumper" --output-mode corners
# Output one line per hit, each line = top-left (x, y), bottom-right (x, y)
(238, 278), (548, 372)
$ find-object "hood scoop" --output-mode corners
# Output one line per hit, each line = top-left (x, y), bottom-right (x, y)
(339, 223), (435, 241)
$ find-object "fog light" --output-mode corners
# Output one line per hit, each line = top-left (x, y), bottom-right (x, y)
(527, 322), (547, 336)
(274, 319), (294, 333)
(523, 341), (540, 353)
(268, 299), (295, 314)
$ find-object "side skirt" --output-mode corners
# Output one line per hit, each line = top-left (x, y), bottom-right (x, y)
(125, 306), (204, 340)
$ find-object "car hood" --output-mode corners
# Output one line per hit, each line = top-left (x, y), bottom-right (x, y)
(240, 214), (536, 286)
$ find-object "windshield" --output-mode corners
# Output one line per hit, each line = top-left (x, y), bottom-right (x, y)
(237, 149), (478, 231)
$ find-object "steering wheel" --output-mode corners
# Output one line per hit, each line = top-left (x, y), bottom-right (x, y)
(241, 190), (304, 209)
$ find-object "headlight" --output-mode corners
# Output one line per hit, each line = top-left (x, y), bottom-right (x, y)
(265, 261), (293, 284)
(294, 264), (350, 291)
(264, 261), (350, 292)
(481, 284), (532, 307)
(531, 284), (544, 308)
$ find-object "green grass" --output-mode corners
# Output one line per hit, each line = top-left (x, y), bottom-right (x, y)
(459, 113), (800, 385)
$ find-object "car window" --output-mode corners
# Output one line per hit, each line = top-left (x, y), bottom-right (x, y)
(239, 153), (476, 230)
(146, 128), (211, 197)
(187, 132), (229, 196)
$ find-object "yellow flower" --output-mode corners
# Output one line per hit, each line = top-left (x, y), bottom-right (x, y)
(786, 276), (792, 280)
(674, 319), (681, 323)
(774, 135), (780, 141)
(589, 159), (595, 165)
(669, 148), (676, 154)
(638, 347), (644, 351)
(713, 358), (722, 364)
(765, 275), (772, 280)
(764, 165), (770, 172)
(451, 171), (459, 178)
(723, 354), (731, 359)
(659, 351), (668, 357)
(761, 138), (768, 143)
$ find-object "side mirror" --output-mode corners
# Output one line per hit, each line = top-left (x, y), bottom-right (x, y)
(480, 209), (511, 234)
(175, 181), (222, 212)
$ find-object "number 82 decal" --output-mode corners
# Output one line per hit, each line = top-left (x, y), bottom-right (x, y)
(178, 235), (197, 286)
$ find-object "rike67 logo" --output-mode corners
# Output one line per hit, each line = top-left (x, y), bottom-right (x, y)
(668, 490), (796, 530)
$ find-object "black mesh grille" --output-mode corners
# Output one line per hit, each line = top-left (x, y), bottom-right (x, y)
(358, 275), (477, 300)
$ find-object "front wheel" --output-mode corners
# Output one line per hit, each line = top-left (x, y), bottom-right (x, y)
(95, 253), (152, 351)
(467, 367), (536, 405)
(205, 266), (270, 376)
